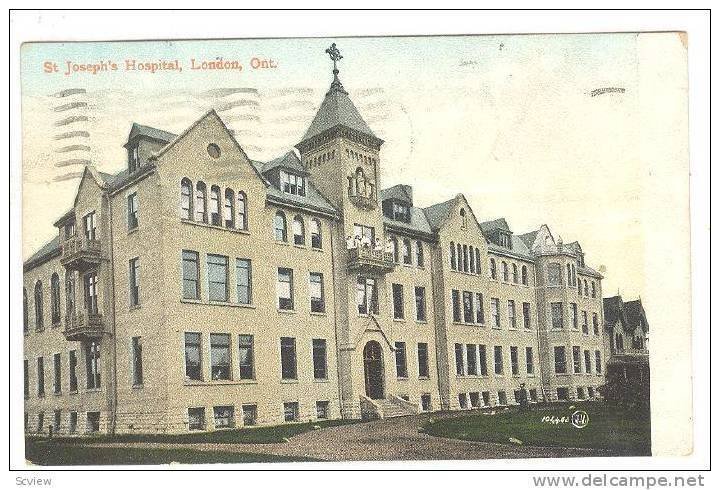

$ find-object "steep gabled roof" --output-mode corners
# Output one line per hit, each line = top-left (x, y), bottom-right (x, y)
(625, 299), (649, 332)
(261, 151), (306, 175)
(380, 184), (413, 205)
(423, 198), (456, 231)
(480, 217), (510, 233)
(518, 229), (539, 248)
(23, 236), (61, 271)
(301, 77), (377, 143)
(124, 123), (177, 147)
(603, 295), (626, 327)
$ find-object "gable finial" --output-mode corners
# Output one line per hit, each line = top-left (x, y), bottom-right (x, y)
(326, 42), (343, 77)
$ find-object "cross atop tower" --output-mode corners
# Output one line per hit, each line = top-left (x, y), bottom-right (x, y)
(325, 42), (343, 76)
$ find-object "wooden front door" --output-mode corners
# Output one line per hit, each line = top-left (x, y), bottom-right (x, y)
(363, 341), (384, 400)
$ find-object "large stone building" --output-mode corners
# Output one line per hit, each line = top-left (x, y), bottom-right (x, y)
(23, 46), (612, 435)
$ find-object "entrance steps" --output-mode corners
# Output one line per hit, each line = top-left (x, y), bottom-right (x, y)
(360, 394), (419, 420)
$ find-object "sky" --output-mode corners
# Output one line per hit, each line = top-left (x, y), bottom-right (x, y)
(21, 33), (688, 307)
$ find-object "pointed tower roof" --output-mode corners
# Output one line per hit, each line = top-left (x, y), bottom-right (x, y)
(297, 43), (382, 150)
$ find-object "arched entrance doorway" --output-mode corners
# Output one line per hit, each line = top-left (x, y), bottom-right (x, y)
(363, 340), (384, 400)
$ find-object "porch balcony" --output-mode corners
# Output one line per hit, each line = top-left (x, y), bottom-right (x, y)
(61, 235), (102, 271)
(63, 309), (105, 341)
(347, 246), (395, 274)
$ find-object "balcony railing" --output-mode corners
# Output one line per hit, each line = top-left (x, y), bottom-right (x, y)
(61, 235), (102, 270)
(63, 309), (105, 341)
(347, 246), (395, 273)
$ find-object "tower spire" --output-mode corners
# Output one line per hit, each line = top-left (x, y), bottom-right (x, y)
(325, 42), (347, 94)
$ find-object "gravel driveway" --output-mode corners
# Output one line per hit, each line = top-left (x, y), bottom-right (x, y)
(88, 412), (609, 462)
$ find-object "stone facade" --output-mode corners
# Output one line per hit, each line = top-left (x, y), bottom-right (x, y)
(23, 56), (616, 435)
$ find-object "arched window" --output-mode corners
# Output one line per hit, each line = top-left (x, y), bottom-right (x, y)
(572, 264), (577, 286)
(512, 263), (518, 283)
(450, 241), (456, 270)
(65, 271), (75, 317)
(459, 208), (467, 229)
(490, 258), (497, 279)
(209, 185), (221, 225)
(292, 215), (305, 246)
(456, 243), (463, 271)
(548, 263), (562, 286)
(591, 281), (596, 298)
(462, 244), (469, 273)
(615, 333), (624, 351)
(195, 182), (207, 223)
(224, 188), (235, 228)
(23, 288), (28, 333)
(502, 261), (509, 282)
(469, 246), (475, 273)
(521, 265), (528, 285)
(50, 273), (61, 325)
(33, 280), (43, 331)
(416, 240), (424, 267)
(387, 236), (397, 262)
(274, 211), (287, 242)
(402, 239), (412, 265)
(180, 178), (193, 220)
(584, 280), (589, 296)
(475, 248), (481, 275)
(310, 218), (322, 249)
(236, 191), (247, 230)
(566, 264), (572, 287)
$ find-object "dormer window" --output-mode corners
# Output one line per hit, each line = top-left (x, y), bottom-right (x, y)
(64, 221), (76, 240)
(391, 202), (410, 223)
(498, 231), (512, 248)
(280, 171), (306, 197)
(128, 145), (140, 173)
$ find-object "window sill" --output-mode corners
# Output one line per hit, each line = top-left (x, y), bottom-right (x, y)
(310, 310), (327, 316)
(128, 227), (139, 235)
(393, 317), (406, 323)
(452, 321), (485, 327)
(129, 304), (141, 311)
(181, 219), (250, 235)
(69, 390), (78, 395)
(396, 377), (409, 381)
(53, 392), (62, 396)
(311, 246), (324, 252)
(280, 379), (299, 384)
(275, 240), (290, 246)
(277, 308), (296, 314)
(419, 376), (430, 381)
(181, 299), (256, 309)
(293, 243), (307, 249)
(184, 380), (258, 387)
(415, 320), (428, 325)
(313, 378), (330, 383)
(85, 388), (102, 393)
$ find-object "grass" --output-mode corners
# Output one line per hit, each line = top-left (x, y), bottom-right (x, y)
(25, 439), (319, 465)
(422, 402), (651, 456)
(30, 418), (361, 446)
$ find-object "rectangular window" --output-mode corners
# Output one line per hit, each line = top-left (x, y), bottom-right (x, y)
(213, 406), (235, 429)
(85, 342), (101, 389)
(494, 346), (503, 375)
(37, 412), (44, 434)
(593, 313), (599, 335)
(392, 284), (404, 320)
(523, 302), (531, 329)
(482, 391), (490, 407)
(577, 387), (585, 400)
(84, 272), (99, 314)
(236, 259), (252, 305)
(508, 300), (516, 328)
(69, 350), (78, 392)
(595, 350), (602, 374)
(53, 353), (61, 394)
(547, 263), (561, 286)
(127, 192), (139, 230)
(129, 257), (140, 307)
(316, 401), (330, 419)
(353, 224), (375, 244)
(554, 346), (567, 374)
(551, 302), (564, 329)
(510, 346), (519, 375)
(87, 411), (100, 433)
(210, 334), (231, 380)
(395, 342), (408, 378)
(184, 332), (202, 381)
(462, 291), (473, 323)
(280, 337), (297, 380)
(478, 345), (488, 376)
(417, 343), (429, 378)
(584, 350), (592, 373)
(466, 344), (477, 375)
(182, 250), (200, 300)
(69, 411), (78, 434)
(37, 357), (45, 396)
(415, 286), (427, 322)
(526, 347), (534, 375)
(529, 389), (538, 402)
(498, 391), (508, 406)
(557, 387), (569, 401)
(242, 404), (257, 426)
(83, 211), (96, 241)
(573, 346), (582, 373)
(356, 277), (379, 315)
(582, 311), (589, 334)
(491, 298), (501, 328)
(475, 293), (485, 323)
(188, 407), (206, 430)
(24, 360), (29, 398)
(309, 272), (325, 313)
(469, 392), (480, 408)
(238, 335), (254, 380)
(312, 339), (328, 380)
(458, 393), (468, 409)
(570, 303), (578, 329)
(454, 343), (464, 376)
(277, 268), (294, 310)
(284, 402), (299, 422)
(207, 254), (229, 302)
(451, 290), (461, 322)
(131, 337), (143, 386)
(421, 394), (431, 412)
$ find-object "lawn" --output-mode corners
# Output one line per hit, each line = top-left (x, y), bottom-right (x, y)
(422, 402), (651, 456)
(38, 418), (361, 445)
(25, 439), (319, 465)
